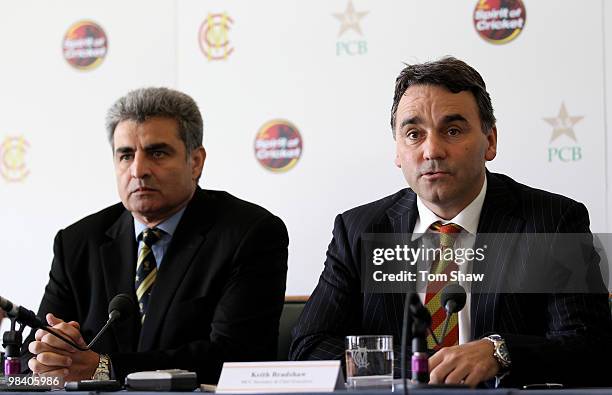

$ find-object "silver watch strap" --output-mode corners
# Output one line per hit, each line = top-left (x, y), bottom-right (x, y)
(92, 354), (111, 380)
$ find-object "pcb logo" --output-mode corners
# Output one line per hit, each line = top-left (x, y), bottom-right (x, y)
(1, 136), (30, 182)
(473, 0), (526, 44)
(63, 20), (108, 70)
(544, 102), (584, 163)
(199, 13), (234, 61)
(254, 120), (303, 172)
(332, 0), (368, 56)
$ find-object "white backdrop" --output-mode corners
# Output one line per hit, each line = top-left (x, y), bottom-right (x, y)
(1, 1), (610, 339)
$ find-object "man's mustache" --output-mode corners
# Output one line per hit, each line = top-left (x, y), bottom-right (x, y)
(128, 182), (158, 193)
(418, 161), (451, 175)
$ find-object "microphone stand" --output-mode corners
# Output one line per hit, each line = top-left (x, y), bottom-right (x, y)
(401, 292), (432, 395)
(0, 294), (134, 355)
(2, 317), (24, 375)
(401, 291), (412, 395)
(401, 288), (465, 394)
(411, 318), (430, 385)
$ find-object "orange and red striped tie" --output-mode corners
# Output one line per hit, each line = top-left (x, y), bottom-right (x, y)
(425, 221), (462, 350)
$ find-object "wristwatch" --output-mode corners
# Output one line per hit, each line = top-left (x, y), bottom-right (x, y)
(484, 334), (511, 371)
(92, 354), (111, 380)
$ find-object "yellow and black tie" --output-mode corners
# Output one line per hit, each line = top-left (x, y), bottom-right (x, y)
(135, 228), (162, 322)
(425, 221), (462, 349)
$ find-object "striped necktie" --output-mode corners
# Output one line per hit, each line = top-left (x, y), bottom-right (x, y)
(425, 221), (462, 349)
(136, 228), (162, 322)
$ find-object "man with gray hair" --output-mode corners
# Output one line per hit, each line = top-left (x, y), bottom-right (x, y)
(21, 87), (289, 384)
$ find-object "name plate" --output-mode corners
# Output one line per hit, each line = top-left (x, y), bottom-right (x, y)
(216, 361), (344, 393)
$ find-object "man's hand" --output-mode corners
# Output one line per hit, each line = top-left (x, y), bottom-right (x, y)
(428, 339), (499, 388)
(0, 309), (5, 321)
(28, 313), (99, 381)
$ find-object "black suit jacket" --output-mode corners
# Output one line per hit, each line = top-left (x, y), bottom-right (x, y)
(29, 188), (288, 383)
(289, 172), (612, 387)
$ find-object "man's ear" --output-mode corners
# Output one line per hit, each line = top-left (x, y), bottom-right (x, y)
(191, 147), (206, 180)
(485, 127), (497, 161)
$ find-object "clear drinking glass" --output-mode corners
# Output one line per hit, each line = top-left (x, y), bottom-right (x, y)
(345, 335), (394, 389)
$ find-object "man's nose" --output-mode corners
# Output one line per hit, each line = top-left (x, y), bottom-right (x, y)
(422, 133), (446, 160)
(130, 153), (150, 178)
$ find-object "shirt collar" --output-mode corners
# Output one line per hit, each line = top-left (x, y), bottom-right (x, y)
(133, 206), (187, 240)
(413, 176), (487, 236)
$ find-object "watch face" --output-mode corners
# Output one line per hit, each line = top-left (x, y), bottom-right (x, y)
(496, 343), (511, 368)
(499, 343), (510, 360)
(487, 335), (511, 367)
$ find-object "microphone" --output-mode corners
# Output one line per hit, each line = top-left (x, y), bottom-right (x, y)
(438, 283), (467, 346)
(0, 296), (45, 329)
(441, 283), (467, 314)
(0, 293), (136, 351)
(400, 284), (467, 392)
(108, 293), (136, 320)
(86, 293), (137, 349)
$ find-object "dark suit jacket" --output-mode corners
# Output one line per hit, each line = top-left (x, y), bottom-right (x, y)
(29, 188), (288, 384)
(289, 172), (612, 387)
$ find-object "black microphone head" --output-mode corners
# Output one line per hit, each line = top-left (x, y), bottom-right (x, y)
(0, 296), (16, 315)
(441, 283), (467, 314)
(108, 293), (137, 321)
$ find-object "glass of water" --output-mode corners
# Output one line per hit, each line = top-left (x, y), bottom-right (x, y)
(345, 335), (394, 389)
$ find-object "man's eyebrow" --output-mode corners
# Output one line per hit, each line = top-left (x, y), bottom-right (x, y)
(399, 116), (422, 129)
(442, 114), (469, 124)
(114, 146), (134, 154)
(144, 143), (174, 151)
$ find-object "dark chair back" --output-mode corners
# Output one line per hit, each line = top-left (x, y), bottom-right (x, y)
(277, 296), (308, 361)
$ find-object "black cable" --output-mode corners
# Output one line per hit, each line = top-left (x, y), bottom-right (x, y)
(428, 327), (440, 346)
(438, 315), (451, 346)
(39, 326), (88, 351)
(37, 313), (118, 351)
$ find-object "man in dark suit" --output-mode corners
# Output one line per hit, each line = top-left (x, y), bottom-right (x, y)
(290, 57), (612, 387)
(22, 87), (288, 384)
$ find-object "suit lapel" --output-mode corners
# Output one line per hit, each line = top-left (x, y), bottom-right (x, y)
(383, 189), (418, 333)
(100, 209), (140, 352)
(138, 189), (216, 351)
(386, 189), (418, 234)
(471, 172), (525, 339)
